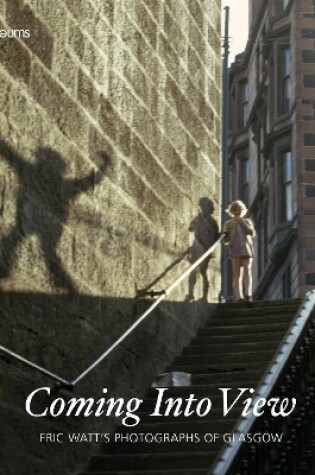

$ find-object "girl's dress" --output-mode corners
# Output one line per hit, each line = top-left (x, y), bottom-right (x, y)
(228, 224), (253, 258)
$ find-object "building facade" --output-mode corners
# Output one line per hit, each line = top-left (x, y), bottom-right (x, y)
(228, 0), (315, 300)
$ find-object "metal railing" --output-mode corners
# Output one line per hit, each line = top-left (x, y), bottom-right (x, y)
(212, 289), (315, 475)
(136, 250), (189, 298)
(0, 233), (226, 390)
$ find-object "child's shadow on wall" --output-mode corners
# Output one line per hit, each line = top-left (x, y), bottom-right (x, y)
(186, 197), (219, 301)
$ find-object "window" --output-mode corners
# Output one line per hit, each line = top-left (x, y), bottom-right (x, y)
(239, 158), (249, 204)
(256, 45), (260, 87)
(279, 47), (291, 114)
(282, 265), (291, 298)
(282, 0), (289, 10)
(255, 198), (269, 279)
(283, 151), (293, 220)
(239, 81), (249, 128)
(263, 199), (269, 267)
(277, 150), (293, 223)
(276, 0), (289, 14)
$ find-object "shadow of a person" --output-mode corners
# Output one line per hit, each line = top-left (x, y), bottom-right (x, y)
(185, 197), (219, 302)
(0, 140), (108, 292)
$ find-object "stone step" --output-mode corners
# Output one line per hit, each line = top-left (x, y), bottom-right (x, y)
(167, 360), (268, 374)
(197, 322), (289, 337)
(120, 419), (235, 434)
(80, 470), (209, 475)
(138, 391), (247, 416)
(172, 350), (275, 366)
(145, 384), (258, 398)
(136, 401), (242, 423)
(191, 370), (262, 385)
(191, 331), (285, 345)
(217, 299), (301, 311)
(139, 393), (223, 412)
(184, 340), (280, 355)
(106, 440), (222, 455)
(87, 452), (216, 472)
(215, 304), (299, 316)
(207, 313), (295, 326)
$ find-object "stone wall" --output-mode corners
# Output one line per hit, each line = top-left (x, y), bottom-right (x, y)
(0, 0), (221, 473)
(0, 0), (221, 299)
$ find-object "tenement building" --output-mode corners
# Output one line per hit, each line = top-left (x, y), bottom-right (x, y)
(0, 1), (221, 474)
(228, 0), (315, 300)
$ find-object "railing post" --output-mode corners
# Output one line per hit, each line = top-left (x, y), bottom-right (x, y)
(221, 5), (230, 302)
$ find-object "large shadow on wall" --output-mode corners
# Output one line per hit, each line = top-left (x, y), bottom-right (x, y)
(0, 139), (109, 292)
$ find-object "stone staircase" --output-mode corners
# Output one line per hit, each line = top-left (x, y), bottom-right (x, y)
(79, 299), (301, 475)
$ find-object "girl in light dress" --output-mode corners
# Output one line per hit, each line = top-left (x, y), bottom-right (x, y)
(223, 200), (256, 302)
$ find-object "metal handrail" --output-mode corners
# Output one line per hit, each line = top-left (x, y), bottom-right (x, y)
(0, 345), (71, 387)
(136, 250), (189, 298)
(0, 233), (226, 390)
(212, 289), (315, 475)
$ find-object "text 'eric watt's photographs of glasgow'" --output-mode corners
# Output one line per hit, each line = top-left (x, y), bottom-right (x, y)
(1, 1), (315, 474)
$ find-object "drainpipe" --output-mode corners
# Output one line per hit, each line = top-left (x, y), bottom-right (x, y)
(221, 6), (230, 302)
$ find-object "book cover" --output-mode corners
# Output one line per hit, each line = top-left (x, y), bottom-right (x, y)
(1, 1), (311, 475)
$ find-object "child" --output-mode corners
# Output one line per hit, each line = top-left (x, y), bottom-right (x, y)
(223, 200), (255, 302)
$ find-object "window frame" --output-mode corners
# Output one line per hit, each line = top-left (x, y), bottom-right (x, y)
(282, 264), (291, 298)
(276, 148), (293, 224)
(278, 46), (291, 116)
(282, 0), (290, 11)
(239, 157), (249, 205)
(274, 0), (290, 15)
(238, 80), (249, 129)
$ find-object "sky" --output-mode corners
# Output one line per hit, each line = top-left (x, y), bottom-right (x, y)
(221, 0), (249, 64)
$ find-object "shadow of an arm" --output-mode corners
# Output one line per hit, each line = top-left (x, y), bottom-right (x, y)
(0, 139), (26, 174)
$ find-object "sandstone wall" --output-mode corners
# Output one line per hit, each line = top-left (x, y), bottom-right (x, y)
(0, 0), (221, 473)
